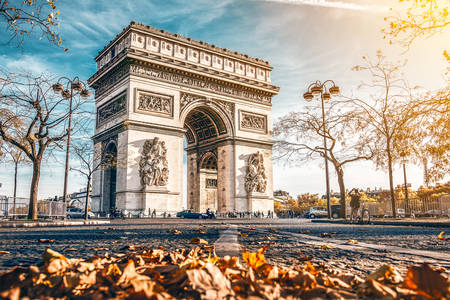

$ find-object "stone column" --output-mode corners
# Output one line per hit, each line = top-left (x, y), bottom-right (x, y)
(217, 142), (235, 213)
(186, 151), (200, 211)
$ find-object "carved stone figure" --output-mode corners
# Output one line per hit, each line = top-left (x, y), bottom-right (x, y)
(245, 151), (267, 193)
(139, 138), (169, 188)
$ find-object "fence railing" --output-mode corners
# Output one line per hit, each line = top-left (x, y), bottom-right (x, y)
(0, 197), (67, 218)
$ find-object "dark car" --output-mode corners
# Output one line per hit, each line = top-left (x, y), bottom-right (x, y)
(176, 210), (215, 219)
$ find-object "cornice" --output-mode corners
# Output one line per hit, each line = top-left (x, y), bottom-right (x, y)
(95, 21), (272, 68)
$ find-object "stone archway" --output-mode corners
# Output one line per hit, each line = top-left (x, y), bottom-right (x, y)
(102, 141), (117, 214)
(89, 22), (279, 215)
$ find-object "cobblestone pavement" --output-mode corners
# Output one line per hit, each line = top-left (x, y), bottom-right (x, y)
(0, 219), (448, 277)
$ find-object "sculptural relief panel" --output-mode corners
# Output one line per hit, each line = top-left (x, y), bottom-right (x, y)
(239, 110), (267, 134)
(135, 89), (173, 118)
(245, 151), (267, 194)
(139, 138), (169, 188)
(97, 93), (127, 126)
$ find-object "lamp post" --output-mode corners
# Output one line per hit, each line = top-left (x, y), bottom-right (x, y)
(52, 77), (90, 210)
(402, 158), (410, 216)
(303, 80), (340, 219)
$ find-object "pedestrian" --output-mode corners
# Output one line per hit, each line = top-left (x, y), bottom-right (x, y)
(152, 209), (156, 218)
(350, 188), (361, 222)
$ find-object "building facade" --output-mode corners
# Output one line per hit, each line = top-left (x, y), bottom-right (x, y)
(88, 22), (279, 215)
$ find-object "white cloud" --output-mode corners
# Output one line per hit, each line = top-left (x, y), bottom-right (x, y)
(259, 0), (377, 10)
(0, 54), (51, 74)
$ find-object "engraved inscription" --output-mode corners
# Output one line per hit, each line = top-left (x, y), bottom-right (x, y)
(130, 64), (272, 105)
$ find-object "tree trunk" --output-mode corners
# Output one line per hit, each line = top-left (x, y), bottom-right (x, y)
(84, 176), (91, 221)
(386, 146), (396, 218)
(335, 165), (346, 219)
(28, 160), (41, 220)
(13, 161), (18, 220)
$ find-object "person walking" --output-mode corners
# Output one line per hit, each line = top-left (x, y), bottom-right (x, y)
(350, 188), (361, 222)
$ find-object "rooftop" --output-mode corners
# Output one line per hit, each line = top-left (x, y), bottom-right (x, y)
(95, 21), (272, 68)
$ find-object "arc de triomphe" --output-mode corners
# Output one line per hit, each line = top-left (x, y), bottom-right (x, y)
(88, 22), (279, 215)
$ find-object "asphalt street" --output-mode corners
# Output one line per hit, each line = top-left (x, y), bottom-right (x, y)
(0, 219), (448, 276)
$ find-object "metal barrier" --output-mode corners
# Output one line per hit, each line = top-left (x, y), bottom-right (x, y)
(0, 197), (67, 218)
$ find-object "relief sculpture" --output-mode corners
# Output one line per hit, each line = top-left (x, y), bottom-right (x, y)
(245, 151), (267, 193)
(139, 138), (169, 188)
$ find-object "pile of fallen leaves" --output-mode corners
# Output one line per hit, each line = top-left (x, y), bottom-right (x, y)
(0, 245), (448, 299)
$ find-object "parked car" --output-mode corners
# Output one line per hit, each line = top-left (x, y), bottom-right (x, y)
(176, 210), (215, 219)
(304, 206), (328, 219)
(66, 207), (95, 219)
(384, 208), (405, 218)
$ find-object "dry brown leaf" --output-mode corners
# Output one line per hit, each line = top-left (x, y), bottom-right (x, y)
(404, 264), (450, 298)
(39, 238), (55, 243)
(320, 232), (332, 238)
(367, 264), (402, 284)
(0, 250), (10, 254)
(269, 228), (277, 233)
(197, 228), (206, 234)
(242, 246), (267, 270)
(63, 248), (77, 252)
(299, 230), (311, 234)
(315, 244), (335, 250)
(190, 237), (208, 245)
(347, 239), (358, 244)
(119, 236), (128, 240)
(437, 231), (445, 240)
(186, 262), (235, 299)
(124, 232), (137, 235)
(238, 232), (249, 237)
(169, 229), (182, 235)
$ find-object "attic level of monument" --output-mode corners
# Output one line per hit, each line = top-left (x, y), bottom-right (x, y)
(88, 22), (279, 96)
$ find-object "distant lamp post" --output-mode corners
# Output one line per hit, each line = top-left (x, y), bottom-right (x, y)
(52, 77), (91, 208)
(401, 158), (410, 216)
(303, 80), (340, 219)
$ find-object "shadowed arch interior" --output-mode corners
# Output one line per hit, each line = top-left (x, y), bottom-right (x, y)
(184, 107), (227, 145)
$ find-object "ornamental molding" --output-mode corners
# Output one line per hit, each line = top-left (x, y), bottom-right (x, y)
(135, 89), (173, 118)
(97, 93), (127, 127)
(180, 92), (205, 112)
(139, 138), (169, 188)
(130, 64), (272, 105)
(245, 151), (267, 194)
(239, 110), (267, 134)
(180, 92), (235, 121)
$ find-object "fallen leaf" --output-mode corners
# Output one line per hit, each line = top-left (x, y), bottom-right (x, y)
(368, 264), (403, 284)
(320, 232), (332, 238)
(191, 237), (208, 245)
(269, 228), (277, 233)
(315, 244), (335, 250)
(347, 239), (358, 244)
(238, 232), (249, 237)
(63, 248), (77, 252)
(437, 231), (445, 240)
(299, 230), (311, 234)
(197, 228), (206, 234)
(404, 264), (450, 298)
(39, 238), (55, 243)
(169, 229), (182, 235)
(120, 237), (128, 240)
(124, 232), (137, 235)
(186, 263), (235, 299)
(0, 250), (10, 254)
(242, 246), (267, 270)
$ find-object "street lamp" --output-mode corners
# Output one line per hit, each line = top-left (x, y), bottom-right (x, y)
(303, 80), (340, 219)
(52, 77), (90, 209)
(401, 158), (410, 216)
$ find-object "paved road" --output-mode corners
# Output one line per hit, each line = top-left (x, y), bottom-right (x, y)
(0, 219), (448, 276)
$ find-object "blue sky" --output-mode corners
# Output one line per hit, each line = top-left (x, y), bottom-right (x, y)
(0, 0), (449, 200)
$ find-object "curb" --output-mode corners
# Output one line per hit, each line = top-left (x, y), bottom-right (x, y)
(0, 220), (111, 228)
(311, 219), (450, 228)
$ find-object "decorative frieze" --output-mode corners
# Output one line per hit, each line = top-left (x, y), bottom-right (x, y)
(245, 151), (267, 194)
(135, 90), (173, 118)
(139, 138), (169, 188)
(130, 64), (272, 105)
(216, 99), (234, 121)
(97, 93), (127, 126)
(180, 92), (205, 112)
(95, 63), (130, 98)
(239, 110), (267, 133)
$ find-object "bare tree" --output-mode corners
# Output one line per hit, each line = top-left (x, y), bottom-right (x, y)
(383, 0), (450, 61)
(0, 143), (30, 218)
(70, 141), (117, 220)
(0, 0), (66, 50)
(347, 53), (421, 218)
(0, 70), (90, 219)
(274, 101), (374, 219)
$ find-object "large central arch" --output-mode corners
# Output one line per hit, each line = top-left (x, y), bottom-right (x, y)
(89, 22), (279, 215)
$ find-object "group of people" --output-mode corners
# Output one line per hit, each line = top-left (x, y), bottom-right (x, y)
(215, 210), (275, 218)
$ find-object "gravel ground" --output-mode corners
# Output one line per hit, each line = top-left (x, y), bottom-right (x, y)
(0, 219), (448, 277)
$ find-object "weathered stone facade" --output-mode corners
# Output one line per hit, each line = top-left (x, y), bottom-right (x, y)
(89, 22), (279, 215)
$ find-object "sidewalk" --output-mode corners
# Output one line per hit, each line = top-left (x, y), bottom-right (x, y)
(0, 219), (110, 228)
(311, 218), (450, 228)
